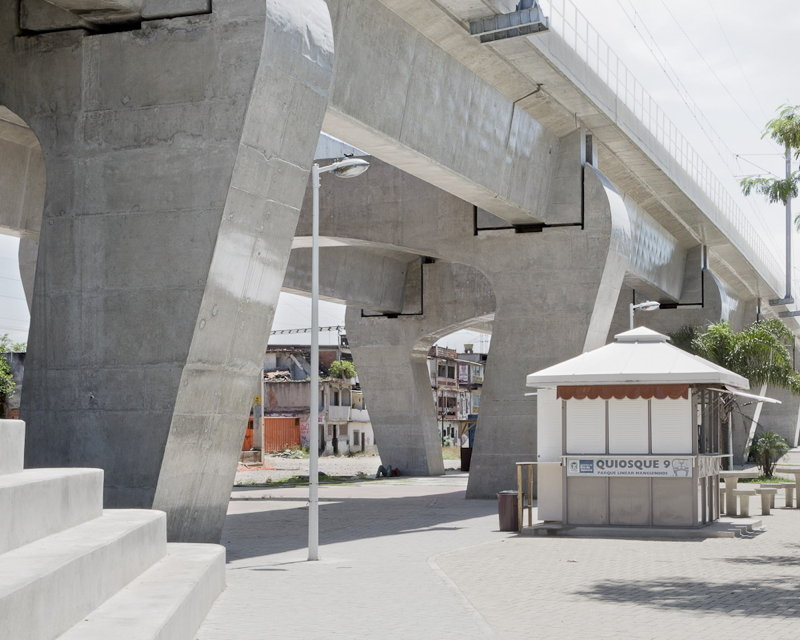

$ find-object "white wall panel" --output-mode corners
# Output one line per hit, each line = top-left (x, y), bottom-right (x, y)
(651, 397), (692, 453)
(566, 399), (605, 453)
(537, 388), (562, 461)
(608, 398), (648, 453)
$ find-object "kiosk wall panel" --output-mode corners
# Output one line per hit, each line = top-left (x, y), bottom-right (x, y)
(566, 399), (605, 453)
(652, 477), (694, 525)
(608, 399), (648, 454)
(651, 398), (692, 454)
(537, 462), (563, 521)
(537, 388), (562, 462)
(609, 477), (651, 525)
(566, 477), (608, 525)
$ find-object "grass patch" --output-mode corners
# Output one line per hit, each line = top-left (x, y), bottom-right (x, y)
(442, 445), (461, 460)
(237, 471), (379, 488)
(739, 475), (792, 484)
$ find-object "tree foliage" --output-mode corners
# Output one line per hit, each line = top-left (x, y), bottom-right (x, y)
(328, 359), (356, 379)
(764, 104), (800, 155)
(749, 431), (789, 478)
(673, 320), (800, 393)
(738, 104), (800, 226)
(0, 334), (20, 403)
(739, 173), (799, 206)
(668, 325), (701, 353)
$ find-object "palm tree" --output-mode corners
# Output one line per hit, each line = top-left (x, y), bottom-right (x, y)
(739, 105), (800, 302)
(691, 319), (800, 393)
(672, 319), (800, 464)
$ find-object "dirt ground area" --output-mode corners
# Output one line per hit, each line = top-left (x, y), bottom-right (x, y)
(234, 452), (462, 485)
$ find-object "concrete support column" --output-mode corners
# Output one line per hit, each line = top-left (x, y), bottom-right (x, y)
(4, 0), (334, 542)
(345, 262), (495, 476)
(466, 167), (631, 497)
(346, 334), (444, 476)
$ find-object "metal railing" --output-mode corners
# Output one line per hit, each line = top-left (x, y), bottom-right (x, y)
(537, 0), (790, 297)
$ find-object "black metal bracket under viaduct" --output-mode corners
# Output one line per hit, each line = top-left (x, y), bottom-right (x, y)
(642, 246), (707, 312)
(360, 256), (435, 319)
(473, 166), (586, 235)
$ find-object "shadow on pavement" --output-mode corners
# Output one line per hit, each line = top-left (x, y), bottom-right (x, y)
(220, 489), (497, 561)
(576, 577), (800, 617)
(721, 554), (800, 566)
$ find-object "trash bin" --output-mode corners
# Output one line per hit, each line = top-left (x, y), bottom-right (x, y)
(460, 447), (472, 471)
(497, 490), (519, 532)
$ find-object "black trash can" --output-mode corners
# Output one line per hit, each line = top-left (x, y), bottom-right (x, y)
(497, 490), (519, 532)
(460, 447), (472, 471)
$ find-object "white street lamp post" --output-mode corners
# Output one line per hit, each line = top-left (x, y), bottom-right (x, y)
(629, 300), (660, 330)
(308, 157), (369, 561)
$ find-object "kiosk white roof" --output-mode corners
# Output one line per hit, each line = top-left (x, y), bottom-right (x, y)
(526, 327), (749, 389)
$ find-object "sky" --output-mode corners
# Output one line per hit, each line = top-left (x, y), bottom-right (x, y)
(1, 0), (797, 350)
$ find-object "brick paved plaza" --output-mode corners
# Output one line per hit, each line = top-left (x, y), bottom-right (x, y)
(198, 475), (800, 639)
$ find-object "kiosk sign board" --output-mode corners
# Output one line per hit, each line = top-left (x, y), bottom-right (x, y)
(565, 456), (694, 478)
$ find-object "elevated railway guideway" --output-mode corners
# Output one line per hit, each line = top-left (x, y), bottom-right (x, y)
(385, 0), (799, 328)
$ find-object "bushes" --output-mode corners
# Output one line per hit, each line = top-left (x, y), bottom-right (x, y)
(749, 431), (789, 478)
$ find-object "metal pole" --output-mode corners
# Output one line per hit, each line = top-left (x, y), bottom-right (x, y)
(259, 361), (265, 458)
(629, 303), (635, 330)
(786, 142), (793, 301)
(308, 163), (320, 561)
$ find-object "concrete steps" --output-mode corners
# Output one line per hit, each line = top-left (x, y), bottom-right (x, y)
(0, 419), (225, 640)
(0, 467), (103, 554)
(57, 544), (226, 640)
(0, 419), (24, 474)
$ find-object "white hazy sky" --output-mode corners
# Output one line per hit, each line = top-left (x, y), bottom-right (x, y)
(1, 0), (796, 350)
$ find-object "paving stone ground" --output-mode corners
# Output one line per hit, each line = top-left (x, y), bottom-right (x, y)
(197, 475), (800, 639)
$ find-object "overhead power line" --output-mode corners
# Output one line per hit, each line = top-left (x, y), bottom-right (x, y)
(657, 0), (761, 131)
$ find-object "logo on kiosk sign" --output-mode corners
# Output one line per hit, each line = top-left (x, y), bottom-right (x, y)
(579, 459), (594, 474)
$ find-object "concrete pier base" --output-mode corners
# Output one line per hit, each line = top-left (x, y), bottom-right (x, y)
(3, 0), (334, 542)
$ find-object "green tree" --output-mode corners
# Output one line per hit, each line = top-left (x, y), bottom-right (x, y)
(690, 319), (800, 393)
(328, 360), (356, 379)
(739, 104), (800, 220)
(0, 334), (22, 412)
(668, 325), (701, 354)
(749, 431), (789, 478)
(674, 320), (799, 465)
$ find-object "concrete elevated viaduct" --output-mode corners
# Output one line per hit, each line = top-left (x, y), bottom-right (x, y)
(0, 0), (796, 541)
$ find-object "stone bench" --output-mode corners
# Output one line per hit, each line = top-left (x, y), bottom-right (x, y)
(754, 487), (778, 515)
(773, 482), (796, 508)
(732, 488), (757, 517)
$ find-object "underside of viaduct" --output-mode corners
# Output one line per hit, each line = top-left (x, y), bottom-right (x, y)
(0, 0), (796, 542)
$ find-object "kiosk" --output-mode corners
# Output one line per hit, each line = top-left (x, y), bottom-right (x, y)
(526, 327), (762, 529)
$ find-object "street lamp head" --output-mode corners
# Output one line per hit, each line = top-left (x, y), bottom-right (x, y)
(634, 300), (661, 312)
(629, 299), (660, 329)
(317, 157), (370, 178)
(333, 158), (370, 178)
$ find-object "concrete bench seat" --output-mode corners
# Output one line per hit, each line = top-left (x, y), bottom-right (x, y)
(773, 482), (796, 508)
(732, 488), (757, 517)
(754, 487), (778, 515)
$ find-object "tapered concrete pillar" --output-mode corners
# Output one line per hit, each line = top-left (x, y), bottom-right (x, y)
(2, 0), (334, 541)
(466, 167), (631, 497)
(345, 262), (495, 475)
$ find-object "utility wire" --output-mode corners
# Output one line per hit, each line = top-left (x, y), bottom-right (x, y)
(707, 0), (768, 117)
(616, 0), (778, 240)
(735, 155), (780, 179)
(615, 0), (738, 171)
(658, 0), (761, 131)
